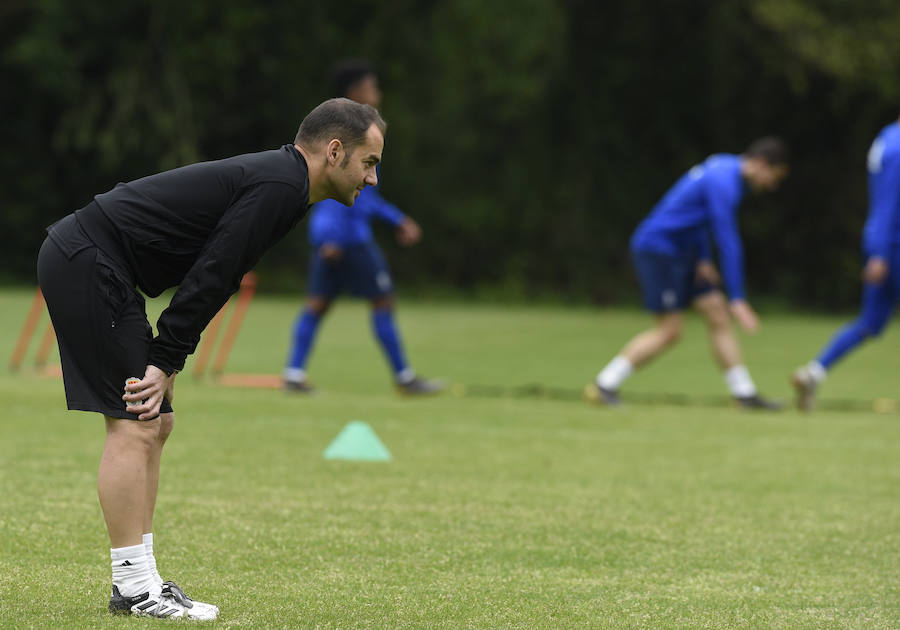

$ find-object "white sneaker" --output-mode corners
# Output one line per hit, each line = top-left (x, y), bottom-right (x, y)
(162, 580), (219, 616)
(790, 366), (818, 412)
(109, 584), (218, 620)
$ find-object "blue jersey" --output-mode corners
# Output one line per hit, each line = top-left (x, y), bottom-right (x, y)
(863, 122), (900, 260)
(630, 154), (747, 300)
(308, 168), (405, 246)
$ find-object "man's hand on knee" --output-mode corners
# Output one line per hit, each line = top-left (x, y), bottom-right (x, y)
(123, 365), (171, 421)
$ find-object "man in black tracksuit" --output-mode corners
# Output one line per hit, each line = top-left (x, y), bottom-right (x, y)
(36, 98), (386, 620)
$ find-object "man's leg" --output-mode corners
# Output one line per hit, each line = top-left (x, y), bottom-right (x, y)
(693, 291), (769, 405)
(370, 295), (412, 381)
(369, 296), (444, 395)
(593, 311), (684, 402)
(792, 280), (895, 410)
(353, 242), (442, 394)
(139, 413), (219, 615)
(284, 296), (331, 390)
(593, 251), (691, 403)
(142, 412), (172, 588)
(816, 286), (893, 371)
(100, 416), (160, 549)
(694, 291), (741, 369)
(99, 416), (160, 598)
(143, 412), (173, 536)
(619, 311), (684, 367)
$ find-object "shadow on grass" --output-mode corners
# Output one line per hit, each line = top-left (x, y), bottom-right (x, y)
(455, 382), (896, 414)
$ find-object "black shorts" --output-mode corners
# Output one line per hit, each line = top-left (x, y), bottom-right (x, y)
(36, 214), (173, 420)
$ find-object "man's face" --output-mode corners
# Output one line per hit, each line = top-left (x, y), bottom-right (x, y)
(747, 159), (789, 193)
(347, 75), (382, 109)
(330, 123), (383, 206)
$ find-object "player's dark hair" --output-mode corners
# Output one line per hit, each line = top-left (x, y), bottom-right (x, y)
(744, 136), (789, 166)
(330, 59), (377, 98)
(295, 98), (386, 150)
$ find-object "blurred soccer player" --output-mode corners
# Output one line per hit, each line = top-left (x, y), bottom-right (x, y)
(37, 98), (385, 619)
(791, 116), (900, 410)
(587, 138), (789, 409)
(284, 60), (443, 395)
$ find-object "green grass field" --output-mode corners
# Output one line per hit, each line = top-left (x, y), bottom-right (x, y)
(1, 287), (898, 629)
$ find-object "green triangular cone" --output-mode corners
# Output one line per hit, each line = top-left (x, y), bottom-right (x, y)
(323, 421), (392, 462)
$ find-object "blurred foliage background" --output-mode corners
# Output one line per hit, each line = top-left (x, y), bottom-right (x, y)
(2, 0), (898, 308)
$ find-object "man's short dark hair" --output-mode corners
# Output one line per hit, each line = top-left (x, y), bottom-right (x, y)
(744, 136), (789, 166)
(330, 59), (377, 98)
(295, 98), (386, 150)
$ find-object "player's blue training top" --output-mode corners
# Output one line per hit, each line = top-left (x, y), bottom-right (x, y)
(863, 121), (900, 260)
(630, 154), (748, 300)
(308, 168), (405, 246)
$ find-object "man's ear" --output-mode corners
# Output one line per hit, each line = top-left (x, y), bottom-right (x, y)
(326, 139), (343, 166)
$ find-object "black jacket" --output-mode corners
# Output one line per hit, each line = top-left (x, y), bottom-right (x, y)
(58, 144), (310, 375)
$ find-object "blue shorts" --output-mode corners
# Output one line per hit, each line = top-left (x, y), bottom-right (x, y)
(631, 250), (716, 313)
(307, 241), (393, 299)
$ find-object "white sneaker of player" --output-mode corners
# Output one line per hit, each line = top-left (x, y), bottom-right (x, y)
(161, 580), (220, 616)
(790, 366), (819, 412)
(109, 584), (218, 620)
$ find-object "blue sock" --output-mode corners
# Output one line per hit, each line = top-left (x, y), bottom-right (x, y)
(286, 309), (322, 372)
(816, 320), (869, 369)
(372, 309), (409, 378)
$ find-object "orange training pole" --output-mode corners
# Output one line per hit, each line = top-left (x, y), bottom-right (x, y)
(211, 272), (258, 376)
(34, 322), (57, 368)
(193, 302), (230, 379)
(10, 288), (46, 372)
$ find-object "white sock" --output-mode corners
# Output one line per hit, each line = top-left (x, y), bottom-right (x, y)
(111, 543), (156, 597)
(396, 368), (416, 385)
(143, 533), (163, 586)
(597, 356), (633, 391)
(806, 360), (827, 385)
(725, 365), (757, 398)
(284, 367), (307, 383)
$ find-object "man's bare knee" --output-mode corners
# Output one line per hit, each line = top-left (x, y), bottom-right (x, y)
(705, 307), (730, 330)
(306, 296), (332, 316)
(371, 294), (394, 311)
(663, 324), (683, 345)
(656, 315), (683, 346)
(105, 415), (161, 451)
(695, 292), (730, 329)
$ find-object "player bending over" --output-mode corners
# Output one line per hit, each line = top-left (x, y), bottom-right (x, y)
(792, 116), (900, 410)
(283, 59), (443, 395)
(587, 138), (789, 409)
(37, 98), (385, 619)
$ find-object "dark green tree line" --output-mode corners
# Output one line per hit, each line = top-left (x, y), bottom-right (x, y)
(1, 0), (897, 308)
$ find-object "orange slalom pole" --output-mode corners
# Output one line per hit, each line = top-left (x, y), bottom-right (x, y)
(34, 322), (57, 368)
(211, 272), (258, 376)
(193, 302), (230, 379)
(10, 288), (46, 372)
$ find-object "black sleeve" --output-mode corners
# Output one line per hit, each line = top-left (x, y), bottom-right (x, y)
(148, 183), (304, 374)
